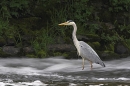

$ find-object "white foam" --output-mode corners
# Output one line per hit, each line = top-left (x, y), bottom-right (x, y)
(0, 82), (5, 86)
(43, 63), (72, 72)
(69, 83), (77, 86)
(19, 80), (47, 86)
(117, 77), (130, 80)
(0, 80), (48, 86)
(97, 77), (130, 81)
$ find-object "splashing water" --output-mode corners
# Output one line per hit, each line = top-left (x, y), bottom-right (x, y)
(0, 56), (130, 85)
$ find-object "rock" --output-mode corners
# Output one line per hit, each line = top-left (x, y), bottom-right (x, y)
(7, 38), (15, 46)
(77, 34), (100, 42)
(0, 48), (10, 57)
(23, 46), (35, 53)
(114, 43), (129, 54)
(48, 44), (76, 52)
(0, 37), (6, 47)
(105, 23), (115, 29)
(2, 46), (20, 55)
(77, 35), (89, 41)
(97, 51), (120, 60)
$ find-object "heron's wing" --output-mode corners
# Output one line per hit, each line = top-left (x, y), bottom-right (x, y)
(79, 41), (105, 67)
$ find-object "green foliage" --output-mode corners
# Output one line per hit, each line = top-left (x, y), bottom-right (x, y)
(109, 0), (130, 12)
(0, 18), (9, 36)
(88, 24), (99, 34)
(67, 0), (93, 24)
(0, 17), (17, 40)
(0, 0), (31, 48)
(124, 39), (130, 50)
(0, 0), (130, 58)
(119, 24), (130, 35)
(48, 0), (94, 41)
(49, 8), (68, 37)
(31, 29), (54, 57)
(101, 33), (119, 42)
(0, 0), (30, 18)
(53, 52), (68, 57)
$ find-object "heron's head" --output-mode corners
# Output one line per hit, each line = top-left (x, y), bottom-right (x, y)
(58, 20), (75, 26)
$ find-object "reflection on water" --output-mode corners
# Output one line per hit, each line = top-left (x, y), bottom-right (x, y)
(0, 56), (130, 85)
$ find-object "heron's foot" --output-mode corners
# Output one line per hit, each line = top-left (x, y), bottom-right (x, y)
(90, 65), (93, 70)
(82, 66), (84, 70)
(82, 58), (85, 70)
(90, 61), (93, 70)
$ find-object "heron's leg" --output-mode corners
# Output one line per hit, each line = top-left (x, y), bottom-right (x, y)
(77, 52), (85, 70)
(90, 61), (93, 70)
(82, 58), (85, 70)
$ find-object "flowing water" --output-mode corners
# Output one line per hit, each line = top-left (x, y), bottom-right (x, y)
(0, 56), (130, 86)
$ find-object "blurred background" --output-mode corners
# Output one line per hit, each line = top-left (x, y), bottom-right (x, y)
(0, 0), (130, 59)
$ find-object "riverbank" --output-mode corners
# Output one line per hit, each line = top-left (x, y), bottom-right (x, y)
(0, 0), (130, 59)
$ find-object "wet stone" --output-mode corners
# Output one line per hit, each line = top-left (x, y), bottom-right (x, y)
(48, 44), (76, 52)
(23, 46), (35, 53)
(114, 43), (129, 54)
(2, 46), (20, 55)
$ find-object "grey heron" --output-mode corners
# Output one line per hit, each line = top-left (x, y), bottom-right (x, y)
(58, 20), (105, 70)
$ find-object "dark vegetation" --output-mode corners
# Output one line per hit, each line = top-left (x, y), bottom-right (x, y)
(0, 0), (130, 59)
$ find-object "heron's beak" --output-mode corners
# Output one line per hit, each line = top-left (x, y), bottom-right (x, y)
(58, 22), (68, 25)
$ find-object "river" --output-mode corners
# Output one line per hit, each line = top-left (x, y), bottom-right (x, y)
(0, 56), (130, 86)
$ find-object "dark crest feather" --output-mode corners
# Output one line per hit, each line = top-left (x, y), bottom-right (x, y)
(68, 20), (73, 22)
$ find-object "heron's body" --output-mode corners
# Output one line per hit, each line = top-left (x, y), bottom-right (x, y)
(59, 20), (105, 70)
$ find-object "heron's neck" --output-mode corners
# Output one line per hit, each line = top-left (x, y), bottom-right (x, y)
(72, 23), (80, 55)
(72, 23), (78, 44)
